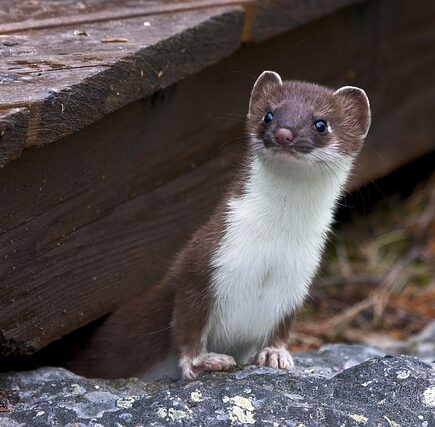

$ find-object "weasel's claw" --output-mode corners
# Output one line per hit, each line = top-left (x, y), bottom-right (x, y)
(253, 347), (294, 370)
(180, 352), (236, 379)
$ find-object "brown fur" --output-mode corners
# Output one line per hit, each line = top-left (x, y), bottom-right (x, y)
(267, 312), (295, 347)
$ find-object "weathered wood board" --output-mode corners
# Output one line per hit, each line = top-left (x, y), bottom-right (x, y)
(1, 0), (435, 355)
(0, 3), (245, 167)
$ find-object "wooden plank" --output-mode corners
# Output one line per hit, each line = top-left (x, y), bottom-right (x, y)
(0, 6), (245, 167)
(0, 0), (361, 38)
(0, 1), (253, 33)
(1, 0), (434, 355)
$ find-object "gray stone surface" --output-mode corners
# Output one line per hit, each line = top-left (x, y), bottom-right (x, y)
(0, 344), (434, 426)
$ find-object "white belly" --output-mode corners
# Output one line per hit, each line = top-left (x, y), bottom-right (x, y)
(206, 155), (351, 360)
(208, 225), (321, 360)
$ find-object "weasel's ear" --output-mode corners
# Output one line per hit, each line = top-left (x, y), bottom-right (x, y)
(248, 71), (282, 116)
(334, 86), (371, 138)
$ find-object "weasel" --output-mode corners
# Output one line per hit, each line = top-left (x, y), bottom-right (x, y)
(70, 71), (371, 380)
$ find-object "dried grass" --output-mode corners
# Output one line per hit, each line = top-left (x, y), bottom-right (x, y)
(290, 171), (435, 352)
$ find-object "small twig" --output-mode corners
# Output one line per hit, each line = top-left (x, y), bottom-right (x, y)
(372, 246), (421, 323)
(323, 187), (434, 335)
(324, 298), (374, 335)
(335, 242), (352, 278)
(324, 246), (422, 335)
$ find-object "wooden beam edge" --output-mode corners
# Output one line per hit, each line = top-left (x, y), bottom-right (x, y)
(0, 108), (30, 167)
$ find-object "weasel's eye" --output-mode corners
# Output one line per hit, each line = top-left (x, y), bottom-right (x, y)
(263, 112), (274, 123)
(314, 119), (327, 133)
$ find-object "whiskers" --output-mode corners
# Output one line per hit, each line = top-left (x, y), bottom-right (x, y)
(219, 112), (248, 123)
(305, 148), (353, 183)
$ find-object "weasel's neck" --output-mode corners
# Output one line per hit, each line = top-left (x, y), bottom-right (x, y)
(227, 153), (353, 235)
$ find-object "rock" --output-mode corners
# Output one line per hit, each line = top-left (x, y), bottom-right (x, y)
(0, 344), (433, 426)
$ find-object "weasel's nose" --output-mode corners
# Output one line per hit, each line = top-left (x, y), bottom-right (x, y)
(274, 128), (294, 145)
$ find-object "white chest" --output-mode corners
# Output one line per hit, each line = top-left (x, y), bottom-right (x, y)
(207, 156), (351, 356)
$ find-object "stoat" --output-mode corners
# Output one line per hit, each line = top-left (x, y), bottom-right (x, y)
(70, 71), (371, 380)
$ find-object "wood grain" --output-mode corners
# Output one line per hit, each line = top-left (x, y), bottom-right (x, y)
(0, 6), (245, 167)
(0, 1), (253, 33)
(0, 108), (29, 165)
(0, 0), (361, 36)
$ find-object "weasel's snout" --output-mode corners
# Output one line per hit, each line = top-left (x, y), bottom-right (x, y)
(274, 128), (294, 145)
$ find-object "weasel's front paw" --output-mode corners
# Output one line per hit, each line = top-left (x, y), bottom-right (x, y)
(253, 347), (294, 370)
(180, 353), (236, 380)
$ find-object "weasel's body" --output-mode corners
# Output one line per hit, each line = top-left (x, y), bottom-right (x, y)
(70, 72), (371, 380)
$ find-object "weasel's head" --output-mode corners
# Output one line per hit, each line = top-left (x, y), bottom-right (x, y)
(246, 71), (371, 166)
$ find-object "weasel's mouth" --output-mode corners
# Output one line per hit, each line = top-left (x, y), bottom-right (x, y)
(268, 148), (305, 163)
(263, 137), (315, 156)
(267, 144), (314, 160)
(270, 146), (299, 156)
